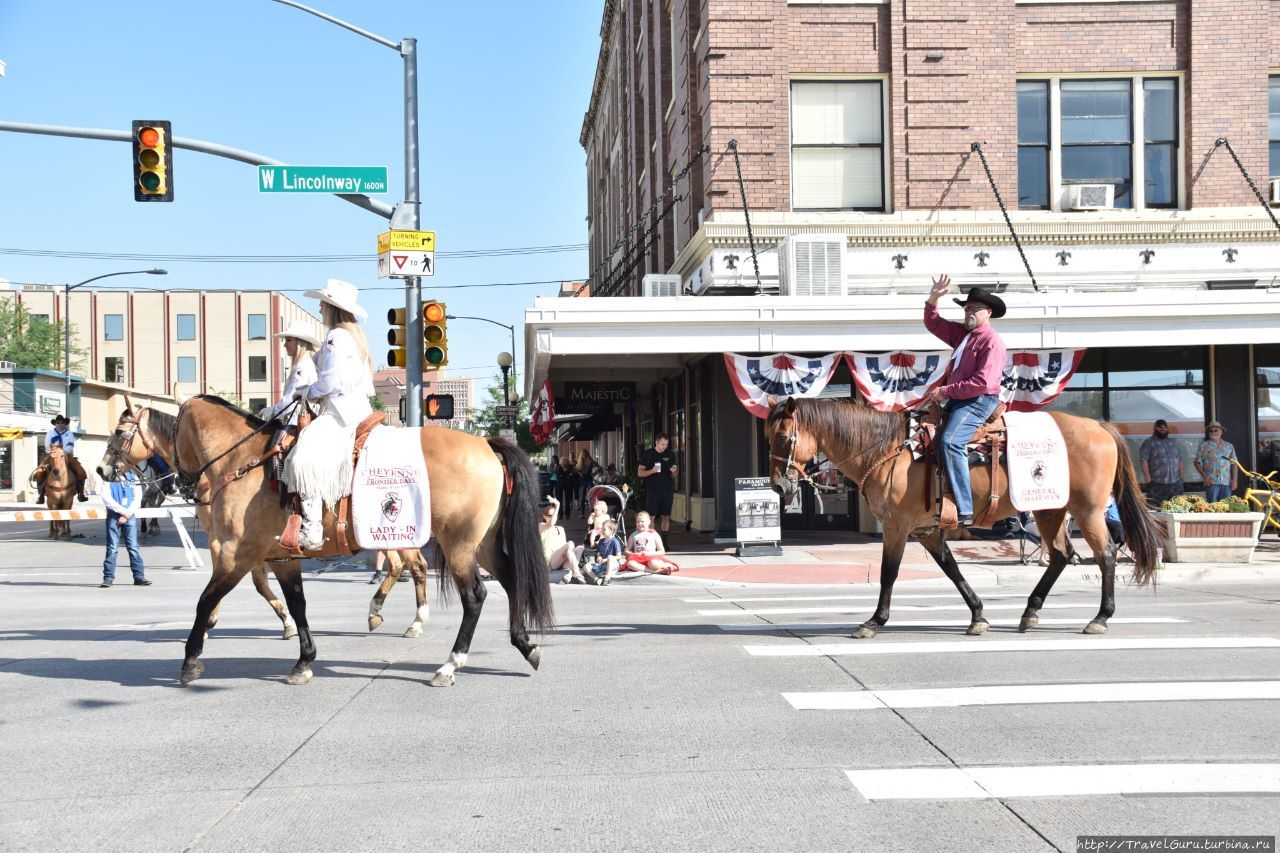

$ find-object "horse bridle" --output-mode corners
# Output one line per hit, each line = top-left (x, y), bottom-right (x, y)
(770, 418), (908, 494)
(105, 410), (158, 481)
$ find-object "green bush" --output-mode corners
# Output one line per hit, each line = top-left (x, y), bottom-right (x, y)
(1159, 494), (1251, 513)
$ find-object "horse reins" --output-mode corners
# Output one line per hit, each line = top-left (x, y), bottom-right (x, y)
(771, 416), (908, 495)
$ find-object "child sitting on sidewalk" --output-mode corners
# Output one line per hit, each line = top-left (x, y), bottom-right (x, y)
(624, 511), (679, 575)
(585, 519), (624, 585)
(584, 499), (611, 548)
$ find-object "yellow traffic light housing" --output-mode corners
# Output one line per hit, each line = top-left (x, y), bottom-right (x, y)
(423, 300), (447, 366)
(132, 120), (173, 202)
(387, 307), (411, 368)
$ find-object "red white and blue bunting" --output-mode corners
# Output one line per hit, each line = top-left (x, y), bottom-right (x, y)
(723, 353), (842, 418)
(726, 349), (1087, 417)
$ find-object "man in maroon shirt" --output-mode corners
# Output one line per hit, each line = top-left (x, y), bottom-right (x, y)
(923, 274), (1008, 526)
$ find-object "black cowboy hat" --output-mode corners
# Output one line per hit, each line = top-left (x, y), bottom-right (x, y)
(953, 287), (1006, 319)
(50, 415), (70, 425)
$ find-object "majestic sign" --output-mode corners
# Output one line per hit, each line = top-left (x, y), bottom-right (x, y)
(561, 381), (635, 414)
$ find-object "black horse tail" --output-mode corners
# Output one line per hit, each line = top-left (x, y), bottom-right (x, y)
(488, 439), (556, 635)
(1106, 423), (1159, 586)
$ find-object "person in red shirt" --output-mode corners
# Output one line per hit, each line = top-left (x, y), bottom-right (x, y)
(923, 274), (1008, 526)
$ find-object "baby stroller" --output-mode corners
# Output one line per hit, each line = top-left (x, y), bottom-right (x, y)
(577, 483), (630, 570)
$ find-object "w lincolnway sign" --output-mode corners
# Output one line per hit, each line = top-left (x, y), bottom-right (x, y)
(259, 166), (388, 194)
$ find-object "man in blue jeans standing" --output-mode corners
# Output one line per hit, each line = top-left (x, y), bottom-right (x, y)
(99, 468), (150, 588)
(924, 274), (1008, 527)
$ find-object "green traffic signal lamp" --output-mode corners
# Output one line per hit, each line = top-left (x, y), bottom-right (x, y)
(423, 300), (447, 366)
(132, 120), (173, 202)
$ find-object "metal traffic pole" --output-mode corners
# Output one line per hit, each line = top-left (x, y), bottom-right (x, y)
(271, 1), (423, 425)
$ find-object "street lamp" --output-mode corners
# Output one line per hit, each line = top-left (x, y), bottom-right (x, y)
(496, 351), (514, 430)
(272, 0), (424, 425)
(63, 269), (167, 408)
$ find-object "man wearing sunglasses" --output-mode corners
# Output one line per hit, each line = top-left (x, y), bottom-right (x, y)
(923, 274), (1008, 527)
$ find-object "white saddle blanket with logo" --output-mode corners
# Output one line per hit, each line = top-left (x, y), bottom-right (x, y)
(1003, 411), (1070, 511)
(352, 426), (431, 550)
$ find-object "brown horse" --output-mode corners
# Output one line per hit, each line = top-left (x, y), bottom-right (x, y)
(100, 395), (553, 687)
(765, 398), (1158, 637)
(33, 445), (77, 540)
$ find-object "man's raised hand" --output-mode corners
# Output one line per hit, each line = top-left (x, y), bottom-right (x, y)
(928, 274), (952, 303)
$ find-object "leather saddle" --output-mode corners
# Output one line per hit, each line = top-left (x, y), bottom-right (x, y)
(913, 401), (1008, 529)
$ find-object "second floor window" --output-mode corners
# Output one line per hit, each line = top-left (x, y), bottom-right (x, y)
(247, 314), (267, 340)
(103, 314), (124, 341)
(1017, 81), (1050, 209)
(1061, 80), (1133, 208)
(791, 81), (884, 211)
(248, 356), (267, 382)
(177, 357), (196, 383)
(176, 314), (196, 341)
(1270, 76), (1279, 179)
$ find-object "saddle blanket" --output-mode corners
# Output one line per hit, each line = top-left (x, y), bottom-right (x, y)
(352, 426), (431, 550)
(1004, 411), (1070, 511)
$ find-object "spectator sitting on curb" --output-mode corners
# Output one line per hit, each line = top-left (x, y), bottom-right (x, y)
(541, 496), (587, 584)
(623, 511), (679, 575)
(584, 519), (623, 586)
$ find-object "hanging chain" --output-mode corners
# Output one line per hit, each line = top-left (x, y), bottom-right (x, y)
(970, 142), (1040, 293)
(1214, 138), (1280, 236)
(728, 139), (763, 293)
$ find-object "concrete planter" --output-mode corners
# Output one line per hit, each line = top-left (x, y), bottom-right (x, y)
(1151, 512), (1264, 563)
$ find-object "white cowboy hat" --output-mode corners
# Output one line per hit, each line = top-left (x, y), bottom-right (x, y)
(304, 278), (368, 320)
(273, 320), (322, 349)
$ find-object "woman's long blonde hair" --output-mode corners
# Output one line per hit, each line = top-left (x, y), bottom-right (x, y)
(290, 339), (316, 368)
(321, 303), (372, 371)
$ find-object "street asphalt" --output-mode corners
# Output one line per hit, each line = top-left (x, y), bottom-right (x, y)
(1, 517), (1278, 852)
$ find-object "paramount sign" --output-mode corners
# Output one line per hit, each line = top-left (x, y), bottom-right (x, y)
(560, 381), (635, 415)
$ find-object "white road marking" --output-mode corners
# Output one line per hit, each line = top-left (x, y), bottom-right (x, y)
(682, 593), (1032, 604)
(847, 763), (1280, 800)
(702, 601), (1235, 616)
(718, 617), (1185, 633)
(0, 572), (83, 577)
(745, 636), (1280, 657)
(785, 680), (1280, 710)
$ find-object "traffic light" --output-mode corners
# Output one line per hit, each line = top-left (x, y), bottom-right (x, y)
(132, 120), (173, 202)
(387, 307), (411, 368)
(425, 393), (454, 420)
(424, 300), (447, 367)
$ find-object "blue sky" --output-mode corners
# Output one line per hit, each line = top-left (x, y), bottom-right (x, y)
(0, 0), (600, 394)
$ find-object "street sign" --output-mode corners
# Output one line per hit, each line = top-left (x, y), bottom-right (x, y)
(377, 251), (434, 278)
(258, 166), (388, 194)
(499, 429), (517, 444)
(495, 405), (519, 418)
(377, 230), (435, 253)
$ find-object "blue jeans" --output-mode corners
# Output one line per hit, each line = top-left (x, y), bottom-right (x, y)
(1205, 483), (1231, 502)
(940, 394), (1001, 516)
(103, 515), (144, 581)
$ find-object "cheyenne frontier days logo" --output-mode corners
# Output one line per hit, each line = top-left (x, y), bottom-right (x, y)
(362, 467), (419, 544)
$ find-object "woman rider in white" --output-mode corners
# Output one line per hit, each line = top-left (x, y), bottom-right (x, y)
(259, 320), (320, 424)
(284, 279), (375, 550)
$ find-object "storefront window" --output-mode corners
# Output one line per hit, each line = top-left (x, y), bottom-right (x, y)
(1254, 345), (1280, 471)
(0, 440), (12, 491)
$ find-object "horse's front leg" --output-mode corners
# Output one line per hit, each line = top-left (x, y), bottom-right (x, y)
(919, 527), (988, 635)
(855, 525), (910, 639)
(181, 565), (249, 684)
(273, 560), (316, 685)
(252, 566), (297, 639)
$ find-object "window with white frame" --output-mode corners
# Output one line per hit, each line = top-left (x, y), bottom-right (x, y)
(1270, 76), (1279, 179)
(790, 81), (884, 211)
(1018, 77), (1180, 211)
(247, 314), (267, 340)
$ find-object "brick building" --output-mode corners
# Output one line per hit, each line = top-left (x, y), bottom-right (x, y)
(528, 0), (1280, 538)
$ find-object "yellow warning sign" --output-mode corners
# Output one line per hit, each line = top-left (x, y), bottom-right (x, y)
(377, 230), (435, 253)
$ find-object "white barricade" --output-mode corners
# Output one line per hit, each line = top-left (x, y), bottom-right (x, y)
(0, 504), (206, 570)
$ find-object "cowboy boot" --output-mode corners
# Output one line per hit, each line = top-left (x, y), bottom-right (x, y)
(298, 495), (325, 550)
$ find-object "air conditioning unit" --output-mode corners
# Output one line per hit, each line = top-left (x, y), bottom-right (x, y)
(778, 235), (845, 296)
(1068, 184), (1115, 211)
(642, 274), (682, 298)
(0, 360), (16, 370)
(1271, 178), (1280, 205)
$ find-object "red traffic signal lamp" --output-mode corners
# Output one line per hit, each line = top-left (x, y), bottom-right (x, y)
(424, 300), (447, 366)
(426, 393), (454, 420)
(132, 120), (173, 202)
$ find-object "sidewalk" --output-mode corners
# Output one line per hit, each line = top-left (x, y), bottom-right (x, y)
(557, 513), (1280, 586)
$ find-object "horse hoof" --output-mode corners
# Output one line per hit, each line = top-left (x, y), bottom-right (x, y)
(285, 667), (313, 685)
(854, 625), (878, 640)
(1082, 622), (1108, 635)
(368, 614), (384, 632)
(1018, 615), (1039, 633)
(282, 625), (298, 640)
(403, 626), (422, 639)
(966, 621), (989, 636)
(179, 661), (204, 684)
(526, 646), (541, 671)
(429, 671), (455, 687)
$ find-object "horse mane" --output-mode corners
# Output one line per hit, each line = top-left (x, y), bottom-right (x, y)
(193, 394), (266, 427)
(775, 397), (905, 454)
(144, 407), (179, 448)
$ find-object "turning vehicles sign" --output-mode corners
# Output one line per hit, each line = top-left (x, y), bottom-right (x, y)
(377, 230), (436, 278)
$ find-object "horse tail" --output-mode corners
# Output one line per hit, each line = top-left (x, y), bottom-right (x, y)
(1105, 423), (1159, 586)
(487, 439), (556, 635)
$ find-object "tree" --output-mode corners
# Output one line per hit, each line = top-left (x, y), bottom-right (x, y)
(471, 372), (536, 453)
(0, 298), (83, 371)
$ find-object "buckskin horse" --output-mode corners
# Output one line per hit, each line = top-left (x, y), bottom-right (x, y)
(32, 445), (78, 540)
(100, 395), (553, 687)
(765, 397), (1158, 637)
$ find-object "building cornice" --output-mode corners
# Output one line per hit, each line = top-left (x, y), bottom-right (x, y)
(580, 0), (618, 150)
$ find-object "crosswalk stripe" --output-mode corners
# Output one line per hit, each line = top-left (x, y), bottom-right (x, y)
(785, 680), (1280, 710)
(705, 602), (1112, 616)
(682, 593), (1032, 604)
(745, 636), (1280, 657)
(718, 617), (1185, 633)
(846, 763), (1280, 800)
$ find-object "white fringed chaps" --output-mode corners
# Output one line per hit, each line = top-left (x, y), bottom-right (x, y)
(284, 408), (357, 508)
